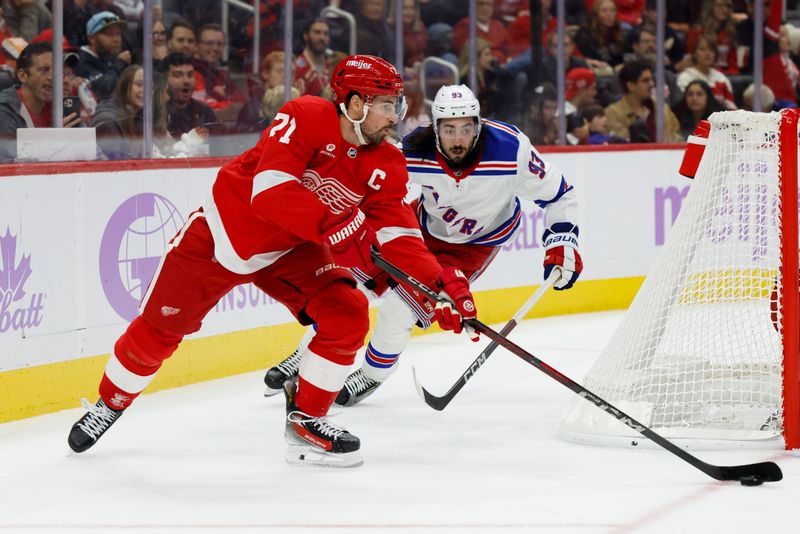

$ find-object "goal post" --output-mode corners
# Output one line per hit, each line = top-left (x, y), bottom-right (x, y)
(560, 109), (800, 450)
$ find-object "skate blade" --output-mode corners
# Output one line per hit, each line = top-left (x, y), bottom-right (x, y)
(263, 386), (282, 397)
(285, 443), (363, 468)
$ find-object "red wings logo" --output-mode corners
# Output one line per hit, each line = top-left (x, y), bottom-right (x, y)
(300, 170), (363, 214)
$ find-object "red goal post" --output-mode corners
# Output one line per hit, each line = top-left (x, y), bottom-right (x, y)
(561, 109), (800, 450)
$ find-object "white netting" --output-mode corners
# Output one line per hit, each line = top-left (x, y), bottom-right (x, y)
(561, 111), (788, 449)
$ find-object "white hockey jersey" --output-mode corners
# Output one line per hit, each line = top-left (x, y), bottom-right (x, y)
(403, 119), (578, 246)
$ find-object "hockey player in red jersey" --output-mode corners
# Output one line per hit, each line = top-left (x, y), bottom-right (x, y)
(264, 84), (582, 405)
(67, 56), (479, 467)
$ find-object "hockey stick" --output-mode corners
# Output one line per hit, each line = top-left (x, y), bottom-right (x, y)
(373, 251), (783, 484)
(412, 272), (559, 411)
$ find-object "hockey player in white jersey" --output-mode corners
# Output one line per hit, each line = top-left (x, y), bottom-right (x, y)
(264, 84), (582, 404)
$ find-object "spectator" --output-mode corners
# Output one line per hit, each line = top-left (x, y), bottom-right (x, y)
(507, 0), (557, 58)
(677, 34), (736, 109)
(259, 84), (300, 125)
(419, 0), (462, 27)
(355, 0), (394, 64)
(0, 42), (81, 162)
(635, 0), (688, 69)
(566, 110), (590, 145)
(238, 50), (301, 132)
(574, 0), (626, 69)
(162, 52), (214, 140)
(90, 64), (170, 159)
(2, 0), (51, 42)
(614, 0), (645, 28)
(167, 18), (196, 57)
(294, 19), (332, 97)
(453, 0), (511, 64)
(736, 0), (777, 73)
(152, 19), (168, 61)
(583, 103), (615, 143)
(78, 11), (130, 102)
(64, 0), (127, 49)
(192, 23), (246, 122)
(742, 81), (776, 110)
(605, 60), (681, 142)
(539, 31), (589, 86)
(425, 22), (457, 64)
(760, 1), (798, 107)
(398, 77), (429, 136)
(686, 0), (739, 74)
(458, 37), (499, 116)
(671, 79), (724, 139)
(565, 68), (599, 114)
(386, 0), (428, 67)
(628, 27), (682, 106)
(521, 83), (558, 145)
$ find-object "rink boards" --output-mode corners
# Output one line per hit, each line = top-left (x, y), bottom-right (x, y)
(0, 146), (688, 422)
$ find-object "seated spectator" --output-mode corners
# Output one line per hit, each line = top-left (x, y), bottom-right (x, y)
(742, 82), (776, 110)
(507, 0), (557, 58)
(260, 84), (300, 125)
(64, 0), (127, 49)
(459, 37), (499, 117)
(167, 18), (196, 57)
(736, 0), (778, 73)
(419, 0), (462, 28)
(605, 59), (681, 142)
(634, 0), (688, 70)
(574, 0), (627, 69)
(761, 1), (799, 108)
(354, 0), (394, 63)
(192, 23), (246, 123)
(387, 0), (428, 67)
(2, 0), (51, 42)
(615, 0), (645, 28)
(565, 68), (599, 115)
(686, 0), (739, 74)
(623, 25), (681, 105)
(453, 0), (511, 64)
(78, 11), (130, 102)
(0, 42), (82, 162)
(671, 79), (724, 139)
(162, 52), (215, 140)
(566, 109), (590, 145)
(90, 64), (172, 159)
(521, 83), (558, 145)
(238, 50), (302, 132)
(583, 103), (620, 144)
(540, 32), (588, 87)
(294, 19), (333, 97)
(426, 22), (457, 65)
(677, 34), (736, 109)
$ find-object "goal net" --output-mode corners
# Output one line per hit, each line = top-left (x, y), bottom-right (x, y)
(560, 110), (799, 450)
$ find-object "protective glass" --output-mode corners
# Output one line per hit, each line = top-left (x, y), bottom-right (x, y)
(369, 95), (408, 120)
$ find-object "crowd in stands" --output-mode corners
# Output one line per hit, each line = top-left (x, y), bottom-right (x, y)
(0, 0), (798, 162)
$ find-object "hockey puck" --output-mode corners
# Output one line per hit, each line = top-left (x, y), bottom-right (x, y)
(739, 475), (764, 486)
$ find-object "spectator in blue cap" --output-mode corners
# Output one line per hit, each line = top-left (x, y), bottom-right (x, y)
(77, 10), (129, 102)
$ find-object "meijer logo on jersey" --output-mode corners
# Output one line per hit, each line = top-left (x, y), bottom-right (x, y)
(0, 227), (45, 334)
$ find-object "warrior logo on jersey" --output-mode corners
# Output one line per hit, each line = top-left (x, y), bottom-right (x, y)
(300, 169), (363, 214)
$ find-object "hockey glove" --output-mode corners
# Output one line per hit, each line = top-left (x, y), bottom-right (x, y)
(543, 222), (583, 290)
(434, 267), (479, 341)
(322, 208), (377, 269)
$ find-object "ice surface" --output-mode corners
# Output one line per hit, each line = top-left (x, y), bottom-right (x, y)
(1, 311), (797, 533)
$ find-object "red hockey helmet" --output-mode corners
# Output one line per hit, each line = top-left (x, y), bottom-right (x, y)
(330, 54), (404, 106)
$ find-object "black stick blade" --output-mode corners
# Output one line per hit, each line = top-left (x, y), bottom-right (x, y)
(411, 367), (448, 411)
(715, 461), (783, 483)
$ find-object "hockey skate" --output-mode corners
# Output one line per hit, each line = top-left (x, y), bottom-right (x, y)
(334, 368), (382, 407)
(67, 398), (124, 453)
(264, 348), (303, 396)
(283, 380), (363, 468)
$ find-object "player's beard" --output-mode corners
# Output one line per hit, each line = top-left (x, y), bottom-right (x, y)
(445, 145), (468, 164)
(363, 124), (392, 145)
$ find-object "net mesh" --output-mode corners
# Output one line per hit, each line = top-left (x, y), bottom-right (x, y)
(561, 111), (787, 445)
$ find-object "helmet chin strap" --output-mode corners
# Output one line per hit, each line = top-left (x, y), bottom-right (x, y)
(339, 102), (370, 145)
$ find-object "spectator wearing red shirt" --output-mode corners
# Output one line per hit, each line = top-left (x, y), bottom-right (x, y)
(192, 23), (246, 122)
(294, 19), (332, 97)
(453, 0), (511, 64)
(677, 33), (737, 109)
(387, 0), (428, 67)
(613, 0), (644, 27)
(760, 0), (798, 106)
(507, 0), (557, 58)
(686, 0), (739, 75)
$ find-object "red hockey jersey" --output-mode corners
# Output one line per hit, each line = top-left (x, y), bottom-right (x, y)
(203, 95), (441, 285)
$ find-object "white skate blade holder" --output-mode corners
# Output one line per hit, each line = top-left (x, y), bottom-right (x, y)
(285, 443), (363, 468)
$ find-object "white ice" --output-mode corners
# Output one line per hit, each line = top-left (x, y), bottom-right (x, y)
(1, 310), (797, 534)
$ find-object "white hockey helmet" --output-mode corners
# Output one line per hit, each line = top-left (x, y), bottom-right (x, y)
(431, 84), (482, 152)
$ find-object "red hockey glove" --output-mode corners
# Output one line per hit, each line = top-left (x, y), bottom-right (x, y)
(543, 223), (583, 290)
(322, 208), (376, 269)
(679, 119), (710, 179)
(434, 267), (479, 341)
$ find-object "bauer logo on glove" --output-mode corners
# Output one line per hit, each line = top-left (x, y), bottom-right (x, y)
(542, 222), (583, 290)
